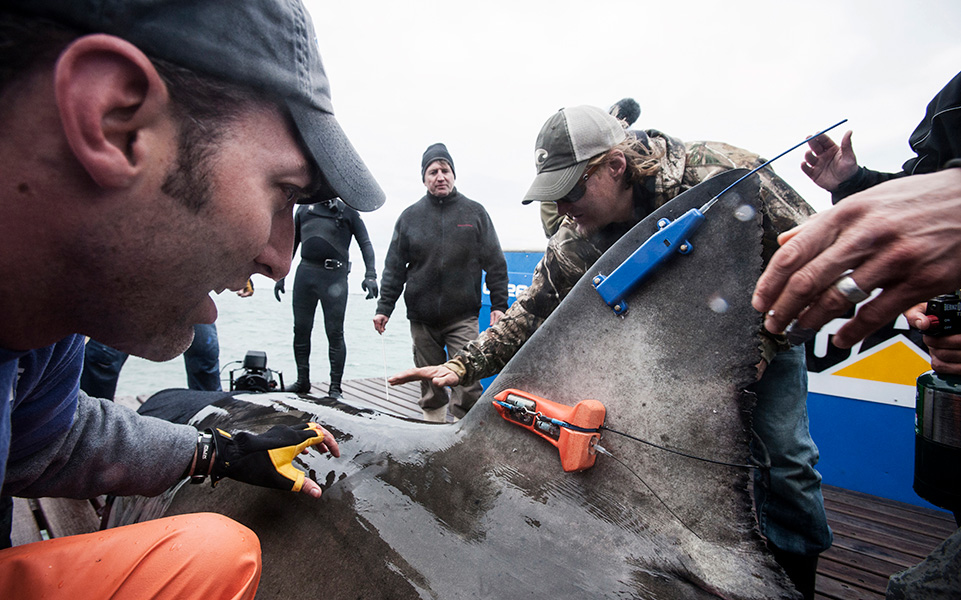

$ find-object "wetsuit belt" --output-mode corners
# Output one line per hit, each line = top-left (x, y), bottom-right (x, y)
(303, 258), (349, 270)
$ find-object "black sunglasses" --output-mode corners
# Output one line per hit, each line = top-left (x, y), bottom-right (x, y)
(556, 162), (600, 204)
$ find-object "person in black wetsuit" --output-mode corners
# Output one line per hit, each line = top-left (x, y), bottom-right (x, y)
(275, 196), (378, 397)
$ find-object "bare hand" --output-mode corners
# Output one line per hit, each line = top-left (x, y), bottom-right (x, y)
(297, 424), (340, 499)
(800, 130), (858, 192)
(753, 168), (961, 349)
(300, 478), (324, 498)
(904, 302), (930, 331)
(389, 365), (460, 388)
(905, 302), (961, 376)
(306, 424), (341, 458)
(373, 314), (389, 334)
(924, 332), (961, 376)
(490, 309), (505, 325)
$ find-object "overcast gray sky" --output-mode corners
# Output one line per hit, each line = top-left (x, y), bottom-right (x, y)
(304, 0), (961, 267)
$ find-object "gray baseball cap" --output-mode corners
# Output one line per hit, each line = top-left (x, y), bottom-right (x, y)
(522, 105), (626, 204)
(8, 0), (385, 212)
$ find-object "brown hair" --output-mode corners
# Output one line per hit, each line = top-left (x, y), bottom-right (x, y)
(584, 134), (663, 188)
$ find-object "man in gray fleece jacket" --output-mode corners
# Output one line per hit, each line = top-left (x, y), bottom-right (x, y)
(374, 143), (509, 422)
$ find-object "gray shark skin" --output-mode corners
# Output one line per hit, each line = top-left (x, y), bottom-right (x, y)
(113, 168), (800, 599)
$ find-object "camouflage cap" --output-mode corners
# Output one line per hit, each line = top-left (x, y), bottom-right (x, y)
(522, 105), (626, 204)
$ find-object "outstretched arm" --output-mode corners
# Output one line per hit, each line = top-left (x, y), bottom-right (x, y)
(389, 364), (460, 388)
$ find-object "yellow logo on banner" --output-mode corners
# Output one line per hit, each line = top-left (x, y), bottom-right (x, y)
(807, 321), (932, 407)
(831, 339), (932, 386)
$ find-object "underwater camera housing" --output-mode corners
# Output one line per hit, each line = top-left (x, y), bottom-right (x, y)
(229, 350), (284, 393)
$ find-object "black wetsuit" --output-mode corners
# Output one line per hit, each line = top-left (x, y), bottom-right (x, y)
(285, 200), (376, 392)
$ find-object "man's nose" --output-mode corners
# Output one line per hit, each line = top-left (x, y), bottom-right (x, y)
(254, 213), (295, 280)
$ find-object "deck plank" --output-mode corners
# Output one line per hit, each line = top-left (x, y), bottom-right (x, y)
(311, 378), (444, 420)
(826, 510), (946, 561)
(814, 484), (955, 599)
(38, 498), (102, 539)
(10, 497), (43, 547)
(825, 486), (955, 541)
(815, 571), (882, 600)
(817, 552), (889, 597)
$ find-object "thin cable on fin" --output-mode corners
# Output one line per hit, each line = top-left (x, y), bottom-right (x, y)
(601, 449), (701, 540)
(600, 426), (759, 470)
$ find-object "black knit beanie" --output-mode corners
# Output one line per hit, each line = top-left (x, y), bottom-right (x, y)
(421, 143), (455, 180)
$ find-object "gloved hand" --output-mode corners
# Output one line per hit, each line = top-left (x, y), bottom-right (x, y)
(362, 277), (379, 300)
(274, 278), (285, 302)
(209, 422), (338, 492)
(237, 279), (254, 298)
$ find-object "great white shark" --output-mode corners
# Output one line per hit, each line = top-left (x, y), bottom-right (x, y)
(110, 168), (802, 599)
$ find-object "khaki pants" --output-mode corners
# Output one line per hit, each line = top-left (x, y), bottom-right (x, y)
(410, 316), (483, 419)
(0, 512), (260, 599)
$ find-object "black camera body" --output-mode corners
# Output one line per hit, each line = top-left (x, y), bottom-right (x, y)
(924, 293), (961, 337)
(229, 350), (284, 393)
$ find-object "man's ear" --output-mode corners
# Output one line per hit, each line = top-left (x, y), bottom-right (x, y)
(607, 149), (628, 180)
(54, 34), (172, 189)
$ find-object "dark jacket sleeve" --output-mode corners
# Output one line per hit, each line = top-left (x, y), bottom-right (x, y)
(478, 208), (509, 313)
(292, 205), (305, 259)
(830, 167), (905, 204)
(376, 214), (409, 318)
(348, 209), (377, 279)
(833, 70), (961, 203)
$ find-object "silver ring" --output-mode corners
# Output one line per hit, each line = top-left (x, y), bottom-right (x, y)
(833, 275), (870, 304)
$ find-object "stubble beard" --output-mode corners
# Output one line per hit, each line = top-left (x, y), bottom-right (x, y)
(113, 136), (217, 361)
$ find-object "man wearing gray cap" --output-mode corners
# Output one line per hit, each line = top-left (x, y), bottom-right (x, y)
(375, 143), (508, 422)
(392, 106), (830, 599)
(0, 0), (383, 596)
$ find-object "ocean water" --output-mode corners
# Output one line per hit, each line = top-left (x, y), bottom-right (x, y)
(115, 284), (414, 399)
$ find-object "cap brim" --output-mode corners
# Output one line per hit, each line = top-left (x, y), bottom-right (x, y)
(288, 100), (386, 212)
(521, 161), (589, 205)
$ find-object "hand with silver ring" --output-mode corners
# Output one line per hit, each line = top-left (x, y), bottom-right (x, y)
(833, 274), (870, 304)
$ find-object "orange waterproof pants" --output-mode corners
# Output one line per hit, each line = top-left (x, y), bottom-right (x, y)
(0, 512), (261, 600)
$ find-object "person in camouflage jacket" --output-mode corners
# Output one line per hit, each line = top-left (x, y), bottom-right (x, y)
(445, 129), (813, 385)
(392, 106), (831, 600)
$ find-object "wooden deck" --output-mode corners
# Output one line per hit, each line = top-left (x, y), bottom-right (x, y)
(11, 378), (958, 599)
(332, 375), (427, 419)
(817, 484), (955, 599)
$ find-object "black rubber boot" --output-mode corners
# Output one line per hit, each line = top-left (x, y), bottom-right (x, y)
(286, 343), (311, 394)
(285, 378), (311, 394)
(327, 381), (343, 399)
(770, 546), (818, 600)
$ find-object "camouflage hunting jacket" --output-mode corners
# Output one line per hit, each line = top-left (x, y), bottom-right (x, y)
(445, 130), (815, 386)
